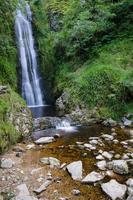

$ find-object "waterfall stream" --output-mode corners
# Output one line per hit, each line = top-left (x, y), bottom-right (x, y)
(15, 2), (44, 107)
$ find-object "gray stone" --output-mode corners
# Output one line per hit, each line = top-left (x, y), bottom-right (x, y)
(96, 155), (104, 160)
(13, 146), (26, 153)
(1, 158), (13, 169)
(103, 118), (117, 127)
(56, 92), (69, 111)
(122, 154), (129, 160)
(82, 171), (104, 183)
(101, 134), (114, 141)
(129, 130), (133, 138)
(126, 179), (133, 187)
(113, 139), (119, 144)
(101, 179), (127, 200)
(96, 160), (107, 170)
(16, 184), (38, 200)
(128, 187), (133, 196)
(40, 157), (60, 168)
(102, 151), (113, 160)
(123, 117), (132, 127)
(84, 143), (93, 149)
(114, 154), (121, 159)
(127, 195), (133, 200)
(89, 140), (98, 145)
(112, 160), (129, 174)
(72, 189), (81, 196)
(35, 137), (55, 144)
(111, 132), (117, 136)
(67, 161), (82, 181)
(34, 180), (52, 194)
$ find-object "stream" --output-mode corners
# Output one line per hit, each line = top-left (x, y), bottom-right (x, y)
(0, 107), (133, 200)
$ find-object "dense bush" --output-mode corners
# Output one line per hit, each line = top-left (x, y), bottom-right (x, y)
(31, 0), (133, 118)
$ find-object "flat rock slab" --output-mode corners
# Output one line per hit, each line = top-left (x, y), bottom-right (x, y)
(34, 180), (52, 194)
(40, 157), (60, 168)
(101, 179), (127, 200)
(1, 158), (13, 169)
(35, 137), (55, 144)
(67, 161), (82, 181)
(16, 184), (38, 200)
(82, 171), (104, 183)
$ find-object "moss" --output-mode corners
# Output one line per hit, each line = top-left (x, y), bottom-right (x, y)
(0, 87), (30, 154)
(0, 122), (20, 154)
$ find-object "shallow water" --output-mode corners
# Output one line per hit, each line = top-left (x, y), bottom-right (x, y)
(18, 107), (132, 199)
(20, 125), (131, 199)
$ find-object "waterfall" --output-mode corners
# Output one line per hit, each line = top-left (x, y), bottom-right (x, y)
(15, 2), (44, 107)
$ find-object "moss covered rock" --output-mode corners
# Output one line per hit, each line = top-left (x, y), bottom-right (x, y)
(0, 86), (32, 153)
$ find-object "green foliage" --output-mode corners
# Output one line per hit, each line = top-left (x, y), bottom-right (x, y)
(0, 122), (20, 154)
(55, 38), (133, 119)
(0, 88), (26, 153)
(0, 0), (17, 87)
(31, 0), (133, 118)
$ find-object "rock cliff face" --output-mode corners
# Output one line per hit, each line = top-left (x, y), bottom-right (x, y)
(0, 86), (32, 153)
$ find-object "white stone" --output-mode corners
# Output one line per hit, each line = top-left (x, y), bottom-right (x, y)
(113, 139), (119, 144)
(112, 160), (129, 174)
(1, 158), (13, 169)
(40, 157), (60, 168)
(102, 151), (113, 160)
(16, 184), (38, 200)
(96, 160), (107, 170)
(72, 189), (81, 196)
(101, 179), (127, 200)
(82, 171), (104, 183)
(35, 137), (55, 144)
(128, 187), (133, 196)
(67, 161), (82, 181)
(101, 134), (114, 141)
(84, 143), (93, 149)
(96, 155), (104, 160)
(89, 140), (98, 145)
(34, 180), (52, 194)
(127, 195), (133, 200)
(114, 154), (121, 159)
(126, 179), (133, 187)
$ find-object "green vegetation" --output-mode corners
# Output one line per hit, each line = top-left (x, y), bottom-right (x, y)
(0, 88), (27, 153)
(0, 0), (17, 88)
(32, 0), (133, 119)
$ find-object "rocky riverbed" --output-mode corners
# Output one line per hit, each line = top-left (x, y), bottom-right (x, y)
(0, 122), (133, 200)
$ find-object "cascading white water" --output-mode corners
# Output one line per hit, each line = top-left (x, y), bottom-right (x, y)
(15, 2), (44, 107)
(56, 119), (77, 132)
